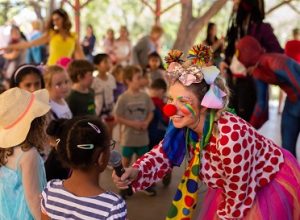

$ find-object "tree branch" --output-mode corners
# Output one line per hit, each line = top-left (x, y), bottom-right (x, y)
(266, 0), (293, 15)
(140, 0), (155, 13)
(160, 1), (180, 15)
(287, 2), (300, 14)
(191, 0), (227, 32)
(80, 0), (93, 9)
(63, 0), (75, 10)
(181, 0), (193, 24)
(28, 1), (43, 20)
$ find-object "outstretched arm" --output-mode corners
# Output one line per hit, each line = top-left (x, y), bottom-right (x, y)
(3, 50), (21, 60)
(4, 33), (49, 50)
(131, 142), (172, 191)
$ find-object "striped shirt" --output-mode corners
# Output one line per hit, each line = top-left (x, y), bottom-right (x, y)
(41, 180), (127, 220)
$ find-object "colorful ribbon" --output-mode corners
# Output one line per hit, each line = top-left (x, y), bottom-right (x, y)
(166, 110), (215, 220)
(201, 66), (226, 109)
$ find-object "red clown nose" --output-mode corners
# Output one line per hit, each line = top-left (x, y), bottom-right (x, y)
(163, 104), (177, 117)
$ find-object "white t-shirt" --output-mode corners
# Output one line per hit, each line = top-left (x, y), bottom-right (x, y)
(115, 40), (131, 66)
(50, 99), (73, 119)
(91, 73), (116, 116)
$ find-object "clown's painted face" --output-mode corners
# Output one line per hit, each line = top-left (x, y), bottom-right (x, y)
(166, 82), (201, 129)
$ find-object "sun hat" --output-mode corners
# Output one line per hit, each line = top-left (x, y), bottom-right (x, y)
(0, 88), (50, 148)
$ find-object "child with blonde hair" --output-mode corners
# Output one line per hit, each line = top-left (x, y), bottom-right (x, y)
(0, 88), (50, 220)
(44, 65), (72, 119)
(43, 65), (72, 181)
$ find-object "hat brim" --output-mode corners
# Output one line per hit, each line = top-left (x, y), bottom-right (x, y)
(0, 89), (50, 148)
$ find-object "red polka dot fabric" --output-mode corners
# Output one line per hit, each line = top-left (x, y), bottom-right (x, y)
(131, 112), (284, 219)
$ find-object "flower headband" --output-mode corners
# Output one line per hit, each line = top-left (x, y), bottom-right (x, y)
(164, 45), (226, 109)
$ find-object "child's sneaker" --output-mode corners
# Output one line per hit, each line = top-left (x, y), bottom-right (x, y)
(142, 186), (156, 196)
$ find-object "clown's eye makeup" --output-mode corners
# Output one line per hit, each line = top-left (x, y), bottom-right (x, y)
(177, 96), (193, 105)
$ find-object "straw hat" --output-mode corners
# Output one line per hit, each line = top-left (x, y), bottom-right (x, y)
(0, 88), (50, 148)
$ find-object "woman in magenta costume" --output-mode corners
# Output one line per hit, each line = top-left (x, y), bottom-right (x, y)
(112, 45), (300, 220)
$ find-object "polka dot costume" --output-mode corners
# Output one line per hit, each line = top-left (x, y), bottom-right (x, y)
(132, 112), (284, 219)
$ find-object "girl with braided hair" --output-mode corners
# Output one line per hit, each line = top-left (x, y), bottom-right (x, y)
(42, 116), (127, 219)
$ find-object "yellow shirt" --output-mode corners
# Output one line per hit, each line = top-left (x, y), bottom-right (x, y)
(47, 31), (77, 65)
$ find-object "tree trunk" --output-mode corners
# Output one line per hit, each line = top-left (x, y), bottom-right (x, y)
(140, 0), (180, 26)
(173, 0), (227, 54)
(48, 0), (56, 18)
(74, 0), (80, 36)
(155, 0), (161, 25)
(2, 2), (9, 23)
(28, 1), (43, 20)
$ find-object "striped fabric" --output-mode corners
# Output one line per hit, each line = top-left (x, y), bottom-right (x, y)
(41, 180), (127, 220)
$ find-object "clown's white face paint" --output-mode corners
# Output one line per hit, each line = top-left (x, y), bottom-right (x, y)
(167, 82), (201, 129)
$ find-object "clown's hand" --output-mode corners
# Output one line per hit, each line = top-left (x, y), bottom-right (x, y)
(112, 167), (139, 190)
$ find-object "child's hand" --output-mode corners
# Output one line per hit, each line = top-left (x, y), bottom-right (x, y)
(131, 121), (143, 130)
(140, 121), (149, 130)
(112, 167), (139, 189)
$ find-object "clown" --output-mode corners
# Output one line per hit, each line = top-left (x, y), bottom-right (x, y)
(112, 44), (300, 220)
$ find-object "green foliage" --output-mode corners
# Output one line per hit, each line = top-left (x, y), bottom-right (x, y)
(1, 0), (299, 55)
(81, 0), (154, 44)
(79, 0), (233, 56)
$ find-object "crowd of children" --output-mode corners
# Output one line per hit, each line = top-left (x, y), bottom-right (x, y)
(0, 26), (169, 218)
(0, 4), (299, 220)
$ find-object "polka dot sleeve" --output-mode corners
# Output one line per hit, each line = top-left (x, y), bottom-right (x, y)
(131, 142), (172, 191)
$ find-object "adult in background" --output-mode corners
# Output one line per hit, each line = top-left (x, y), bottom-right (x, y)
(3, 25), (27, 80)
(203, 22), (224, 67)
(1, 8), (85, 65)
(237, 36), (300, 158)
(81, 24), (96, 62)
(131, 25), (164, 70)
(219, 0), (283, 128)
(278, 28), (300, 113)
(26, 20), (46, 64)
(115, 26), (132, 66)
(285, 28), (300, 63)
(103, 28), (117, 64)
